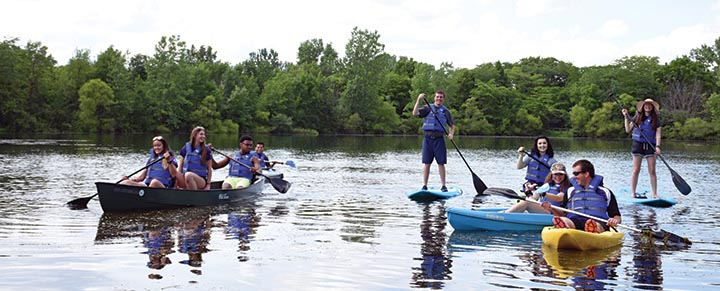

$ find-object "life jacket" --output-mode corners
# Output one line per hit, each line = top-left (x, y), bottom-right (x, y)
(254, 152), (270, 168)
(228, 151), (254, 179)
(422, 104), (448, 132)
(632, 114), (657, 144)
(144, 149), (175, 188)
(539, 182), (565, 207)
(566, 175), (610, 220)
(182, 142), (208, 178)
(525, 153), (552, 184)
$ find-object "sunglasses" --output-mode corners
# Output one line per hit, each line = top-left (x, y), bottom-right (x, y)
(152, 136), (163, 141)
(241, 142), (253, 146)
(572, 170), (586, 176)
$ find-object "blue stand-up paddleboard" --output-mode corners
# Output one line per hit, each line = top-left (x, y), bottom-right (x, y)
(616, 188), (677, 208)
(447, 207), (553, 231)
(407, 186), (463, 202)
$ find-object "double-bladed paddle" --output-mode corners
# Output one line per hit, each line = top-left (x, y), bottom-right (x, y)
(609, 93), (692, 195)
(66, 157), (165, 209)
(422, 96), (488, 195)
(211, 148), (291, 194)
(485, 187), (691, 245)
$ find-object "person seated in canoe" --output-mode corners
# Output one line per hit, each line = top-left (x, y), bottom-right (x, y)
(253, 141), (277, 170)
(505, 162), (570, 213)
(516, 136), (557, 193)
(213, 135), (263, 189)
(176, 126), (213, 190)
(120, 136), (178, 188)
(542, 159), (621, 233)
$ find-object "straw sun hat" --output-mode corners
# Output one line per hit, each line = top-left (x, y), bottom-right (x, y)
(636, 98), (660, 113)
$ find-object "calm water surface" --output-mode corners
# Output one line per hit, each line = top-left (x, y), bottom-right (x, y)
(0, 134), (718, 290)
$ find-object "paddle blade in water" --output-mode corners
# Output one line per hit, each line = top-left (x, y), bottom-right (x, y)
(285, 160), (296, 168)
(267, 176), (291, 193)
(66, 193), (98, 209)
(484, 187), (522, 199)
(472, 172), (488, 195)
(670, 169), (691, 195)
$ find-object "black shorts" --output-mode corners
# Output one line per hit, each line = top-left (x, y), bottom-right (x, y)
(631, 141), (655, 157)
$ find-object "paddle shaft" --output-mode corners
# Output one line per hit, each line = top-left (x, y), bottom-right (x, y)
(521, 150), (551, 169)
(211, 149), (265, 176)
(523, 197), (641, 233)
(116, 157), (165, 183)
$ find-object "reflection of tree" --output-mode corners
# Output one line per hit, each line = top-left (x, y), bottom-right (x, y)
(143, 227), (174, 279)
(630, 209), (664, 288)
(178, 217), (211, 274)
(411, 203), (452, 289)
(227, 209), (261, 262)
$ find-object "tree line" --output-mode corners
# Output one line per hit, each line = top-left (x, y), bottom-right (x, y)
(2, 28), (720, 140)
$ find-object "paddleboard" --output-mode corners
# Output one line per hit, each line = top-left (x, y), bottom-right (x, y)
(616, 188), (677, 208)
(407, 186), (463, 201)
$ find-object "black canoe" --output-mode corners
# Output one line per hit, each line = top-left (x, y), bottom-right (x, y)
(97, 177), (265, 212)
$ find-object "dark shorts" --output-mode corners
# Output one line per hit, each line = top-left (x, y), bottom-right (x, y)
(569, 217), (609, 231)
(631, 140), (656, 157)
(422, 135), (447, 164)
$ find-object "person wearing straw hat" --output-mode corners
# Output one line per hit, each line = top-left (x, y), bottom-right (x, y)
(505, 162), (570, 213)
(621, 98), (662, 199)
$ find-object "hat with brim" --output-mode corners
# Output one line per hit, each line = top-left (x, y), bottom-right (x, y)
(550, 163), (566, 175)
(636, 98), (660, 113)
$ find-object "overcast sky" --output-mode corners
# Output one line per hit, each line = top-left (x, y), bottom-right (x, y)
(3, 0), (720, 69)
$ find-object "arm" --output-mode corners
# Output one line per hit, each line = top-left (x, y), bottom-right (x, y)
(165, 152), (178, 178)
(412, 93), (426, 116)
(655, 126), (662, 154)
(606, 193), (622, 227)
(516, 147), (527, 169)
(621, 109), (633, 133)
(204, 160), (212, 190)
(251, 156), (262, 174)
(214, 156), (230, 168)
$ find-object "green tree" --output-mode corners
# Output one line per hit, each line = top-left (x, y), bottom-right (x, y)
(78, 79), (115, 132)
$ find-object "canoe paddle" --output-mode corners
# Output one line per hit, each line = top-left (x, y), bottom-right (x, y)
(66, 157), (165, 209)
(211, 148), (291, 194)
(521, 150), (551, 169)
(422, 96), (488, 195)
(273, 160), (296, 168)
(609, 92), (691, 195)
(485, 187), (691, 245)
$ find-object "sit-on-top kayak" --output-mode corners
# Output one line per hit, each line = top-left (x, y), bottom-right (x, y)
(447, 207), (553, 231)
(407, 186), (463, 201)
(541, 226), (624, 250)
(616, 188), (677, 208)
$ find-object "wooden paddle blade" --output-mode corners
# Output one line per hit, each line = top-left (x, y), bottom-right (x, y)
(484, 187), (523, 199)
(66, 193), (98, 209)
(472, 172), (488, 195)
(670, 169), (692, 195)
(266, 176), (291, 193)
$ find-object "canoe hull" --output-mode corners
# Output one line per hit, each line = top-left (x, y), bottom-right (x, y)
(447, 207), (553, 231)
(616, 188), (677, 208)
(97, 178), (264, 212)
(541, 226), (624, 250)
(407, 186), (463, 201)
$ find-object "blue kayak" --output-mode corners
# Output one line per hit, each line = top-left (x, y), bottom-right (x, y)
(447, 207), (554, 231)
(616, 188), (677, 208)
(407, 186), (463, 201)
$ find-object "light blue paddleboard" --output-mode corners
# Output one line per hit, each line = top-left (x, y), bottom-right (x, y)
(407, 186), (463, 201)
(616, 188), (677, 208)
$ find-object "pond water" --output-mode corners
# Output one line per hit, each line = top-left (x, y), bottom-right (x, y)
(0, 134), (718, 290)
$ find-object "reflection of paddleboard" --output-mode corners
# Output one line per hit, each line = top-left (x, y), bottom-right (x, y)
(541, 226), (624, 250)
(447, 207), (553, 231)
(542, 244), (621, 279)
(616, 188), (677, 208)
(407, 186), (463, 201)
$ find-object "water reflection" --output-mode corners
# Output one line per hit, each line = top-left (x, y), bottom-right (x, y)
(411, 202), (452, 289)
(629, 208), (664, 289)
(542, 244), (622, 290)
(226, 208), (261, 262)
(177, 216), (210, 274)
(143, 227), (174, 278)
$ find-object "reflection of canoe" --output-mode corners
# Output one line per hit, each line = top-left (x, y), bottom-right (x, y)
(407, 186), (463, 201)
(542, 244), (621, 279)
(616, 188), (677, 208)
(447, 207), (553, 231)
(94, 206), (218, 242)
(541, 226), (624, 250)
(97, 177), (264, 212)
(448, 229), (542, 251)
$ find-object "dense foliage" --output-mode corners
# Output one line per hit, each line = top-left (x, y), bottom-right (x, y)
(2, 29), (720, 139)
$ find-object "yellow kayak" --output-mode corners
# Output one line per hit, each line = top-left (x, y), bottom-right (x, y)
(541, 226), (624, 250)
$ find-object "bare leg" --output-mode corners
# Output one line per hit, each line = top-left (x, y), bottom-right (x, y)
(630, 155), (643, 196)
(175, 173), (187, 189)
(185, 172), (205, 190)
(119, 180), (147, 187)
(506, 200), (549, 213)
(647, 156), (658, 198)
(438, 164), (446, 187)
(422, 164), (431, 187)
(148, 179), (166, 188)
(222, 182), (232, 189)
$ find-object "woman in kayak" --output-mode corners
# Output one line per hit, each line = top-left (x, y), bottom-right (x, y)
(120, 136), (178, 188)
(543, 159), (621, 233)
(506, 162), (570, 213)
(516, 136), (557, 193)
(176, 126), (213, 190)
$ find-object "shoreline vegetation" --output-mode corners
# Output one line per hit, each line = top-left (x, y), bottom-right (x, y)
(2, 28), (719, 140)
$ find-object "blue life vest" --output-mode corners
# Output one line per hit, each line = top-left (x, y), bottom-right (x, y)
(144, 149), (175, 188)
(422, 104), (448, 132)
(567, 175), (610, 220)
(539, 182), (565, 207)
(632, 115), (657, 144)
(182, 142), (208, 178)
(254, 152), (270, 168)
(228, 151), (254, 179)
(525, 153), (553, 184)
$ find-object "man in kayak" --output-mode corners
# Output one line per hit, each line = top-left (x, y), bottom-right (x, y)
(542, 159), (621, 233)
(253, 142), (277, 169)
(412, 91), (455, 192)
